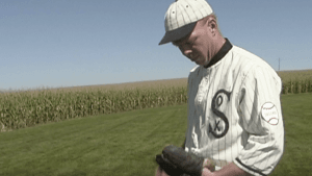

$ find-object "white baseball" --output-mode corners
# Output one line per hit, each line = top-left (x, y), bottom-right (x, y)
(261, 102), (279, 125)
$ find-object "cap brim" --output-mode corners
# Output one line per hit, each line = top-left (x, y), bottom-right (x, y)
(159, 22), (196, 45)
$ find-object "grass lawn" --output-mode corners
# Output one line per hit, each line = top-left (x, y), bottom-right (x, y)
(274, 93), (312, 176)
(0, 93), (311, 176)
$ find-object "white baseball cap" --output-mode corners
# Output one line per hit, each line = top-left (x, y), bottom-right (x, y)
(159, 0), (213, 45)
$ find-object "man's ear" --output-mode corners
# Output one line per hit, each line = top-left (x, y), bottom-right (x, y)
(207, 17), (217, 34)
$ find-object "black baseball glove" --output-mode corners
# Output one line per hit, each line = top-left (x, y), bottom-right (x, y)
(155, 145), (204, 176)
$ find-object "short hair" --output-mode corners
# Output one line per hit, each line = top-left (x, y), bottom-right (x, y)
(200, 13), (217, 25)
(200, 13), (223, 36)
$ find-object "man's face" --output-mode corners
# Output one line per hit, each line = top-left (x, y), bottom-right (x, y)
(172, 20), (212, 66)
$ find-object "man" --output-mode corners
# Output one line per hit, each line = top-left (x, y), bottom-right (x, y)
(155, 0), (284, 176)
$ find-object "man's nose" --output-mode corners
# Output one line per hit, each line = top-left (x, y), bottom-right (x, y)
(183, 49), (192, 56)
(180, 46), (192, 56)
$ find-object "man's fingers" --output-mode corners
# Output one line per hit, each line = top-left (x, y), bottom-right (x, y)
(201, 168), (212, 176)
(203, 159), (216, 172)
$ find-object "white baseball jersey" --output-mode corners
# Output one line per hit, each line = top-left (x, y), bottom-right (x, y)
(184, 39), (284, 176)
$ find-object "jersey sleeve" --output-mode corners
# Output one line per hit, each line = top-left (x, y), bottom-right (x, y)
(233, 65), (285, 176)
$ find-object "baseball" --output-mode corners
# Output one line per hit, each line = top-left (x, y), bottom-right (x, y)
(261, 102), (279, 125)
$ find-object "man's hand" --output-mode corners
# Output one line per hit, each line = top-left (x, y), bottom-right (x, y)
(201, 168), (215, 176)
(202, 158), (216, 172)
(155, 145), (205, 176)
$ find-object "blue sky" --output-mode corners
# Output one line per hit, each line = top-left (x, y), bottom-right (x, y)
(1, 0), (311, 90)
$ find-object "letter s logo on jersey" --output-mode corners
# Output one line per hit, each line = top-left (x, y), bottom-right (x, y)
(208, 89), (231, 138)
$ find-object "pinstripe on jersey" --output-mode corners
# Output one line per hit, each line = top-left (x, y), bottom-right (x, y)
(184, 39), (284, 176)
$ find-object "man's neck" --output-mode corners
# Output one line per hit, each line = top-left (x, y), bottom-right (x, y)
(204, 38), (233, 68)
(210, 37), (226, 60)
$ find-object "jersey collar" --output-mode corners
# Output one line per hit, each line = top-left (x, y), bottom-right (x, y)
(204, 38), (233, 68)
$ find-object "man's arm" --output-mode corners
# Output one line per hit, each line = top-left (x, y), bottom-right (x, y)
(232, 65), (284, 176)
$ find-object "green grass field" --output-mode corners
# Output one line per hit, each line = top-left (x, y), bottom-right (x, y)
(0, 93), (311, 176)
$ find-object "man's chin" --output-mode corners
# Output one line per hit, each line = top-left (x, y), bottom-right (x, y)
(195, 61), (202, 66)
(193, 58), (202, 65)
(193, 57), (207, 66)
(195, 60), (206, 66)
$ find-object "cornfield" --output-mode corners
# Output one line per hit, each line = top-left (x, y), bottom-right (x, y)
(282, 79), (312, 94)
(1, 70), (312, 132)
(0, 86), (187, 132)
(278, 69), (312, 94)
